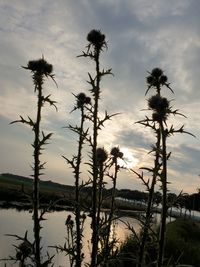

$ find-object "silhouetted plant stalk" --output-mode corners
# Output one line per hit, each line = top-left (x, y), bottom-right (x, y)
(87, 31), (105, 267)
(3, 232), (33, 267)
(52, 212), (86, 267)
(96, 147), (108, 247)
(79, 29), (114, 267)
(148, 69), (174, 267)
(135, 70), (166, 266)
(136, 67), (194, 267)
(90, 147), (123, 266)
(62, 92), (91, 267)
(134, 129), (161, 267)
(11, 58), (57, 266)
(74, 93), (90, 267)
(103, 147), (124, 262)
(66, 215), (75, 267)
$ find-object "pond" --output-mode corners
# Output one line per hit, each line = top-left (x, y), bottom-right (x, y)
(0, 209), (141, 267)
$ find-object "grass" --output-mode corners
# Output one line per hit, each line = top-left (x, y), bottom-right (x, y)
(165, 218), (200, 267)
(118, 218), (200, 267)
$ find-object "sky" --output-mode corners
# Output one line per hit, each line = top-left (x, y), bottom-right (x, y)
(0, 0), (200, 194)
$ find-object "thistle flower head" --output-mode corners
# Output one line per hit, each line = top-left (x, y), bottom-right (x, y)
(65, 215), (72, 225)
(16, 241), (32, 260)
(87, 29), (106, 49)
(110, 147), (123, 159)
(77, 92), (91, 108)
(148, 95), (170, 121)
(96, 147), (108, 164)
(148, 95), (169, 111)
(65, 215), (74, 227)
(151, 68), (163, 78)
(152, 112), (165, 122)
(146, 75), (154, 85)
(25, 58), (53, 75)
(159, 75), (168, 85)
(146, 68), (171, 95)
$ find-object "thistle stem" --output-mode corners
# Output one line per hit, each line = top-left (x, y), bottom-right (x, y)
(104, 160), (118, 261)
(74, 106), (85, 267)
(96, 163), (104, 265)
(138, 130), (161, 267)
(91, 48), (101, 267)
(157, 122), (167, 267)
(33, 76), (43, 266)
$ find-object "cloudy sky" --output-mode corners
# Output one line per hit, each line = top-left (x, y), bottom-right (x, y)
(1, 0), (200, 194)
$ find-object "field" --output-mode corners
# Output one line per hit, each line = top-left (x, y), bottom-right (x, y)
(0, 173), (148, 213)
(0, 173), (75, 208)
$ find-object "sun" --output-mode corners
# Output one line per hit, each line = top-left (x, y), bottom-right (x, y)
(118, 147), (138, 168)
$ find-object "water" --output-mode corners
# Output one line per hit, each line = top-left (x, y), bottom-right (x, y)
(0, 209), (140, 267)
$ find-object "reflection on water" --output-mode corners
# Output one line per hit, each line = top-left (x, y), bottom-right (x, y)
(0, 209), (140, 267)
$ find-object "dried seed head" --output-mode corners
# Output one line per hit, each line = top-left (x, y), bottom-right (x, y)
(146, 75), (154, 85)
(111, 147), (120, 156)
(118, 152), (124, 158)
(160, 97), (169, 109)
(77, 92), (86, 106)
(151, 68), (163, 78)
(65, 215), (72, 225)
(159, 75), (168, 85)
(148, 95), (169, 121)
(152, 112), (163, 122)
(148, 95), (169, 111)
(96, 147), (108, 164)
(77, 92), (86, 101)
(85, 96), (91, 104)
(77, 92), (91, 108)
(87, 29), (105, 48)
(26, 58), (53, 75)
(146, 68), (172, 95)
(17, 241), (32, 259)
(111, 147), (123, 159)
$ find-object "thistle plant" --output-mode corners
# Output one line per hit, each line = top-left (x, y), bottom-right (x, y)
(78, 29), (116, 267)
(135, 68), (194, 267)
(3, 232), (33, 267)
(60, 92), (91, 267)
(134, 102), (162, 266)
(90, 147), (123, 266)
(57, 30), (116, 267)
(53, 213), (86, 267)
(11, 57), (57, 266)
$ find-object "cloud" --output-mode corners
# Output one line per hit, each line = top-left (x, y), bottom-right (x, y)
(127, 0), (192, 21)
(170, 144), (200, 174)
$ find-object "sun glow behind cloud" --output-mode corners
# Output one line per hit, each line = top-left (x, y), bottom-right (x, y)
(118, 147), (139, 169)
